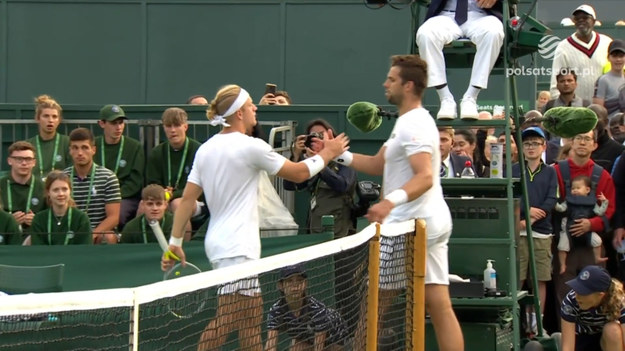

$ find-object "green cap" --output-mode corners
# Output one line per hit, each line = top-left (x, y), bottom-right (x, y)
(100, 104), (126, 121)
(346, 101), (382, 133)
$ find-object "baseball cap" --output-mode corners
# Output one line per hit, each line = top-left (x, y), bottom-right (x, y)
(572, 4), (596, 19)
(279, 264), (307, 280)
(565, 265), (612, 295)
(608, 39), (625, 55)
(100, 104), (126, 121)
(521, 126), (546, 140)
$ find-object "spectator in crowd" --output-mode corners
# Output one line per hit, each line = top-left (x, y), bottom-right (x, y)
(283, 119), (357, 237)
(543, 68), (591, 114)
(536, 91), (551, 111)
(521, 110), (561, 164)
(30, 171), (91, 245)
(146, 108), (202, 215)
(555, 175), (609, 274)
(560, 265), (625, 351)
(265, 264), (347, 351)
(186, 95), (208, 105)
(416, 0), (504, 120)
(64, 128), (121, 244)
(120, 184), (175, 244)
(553, 128), (615, 303)
(162, 84), (348, 351)
(589, 105), (625, 173)
(342, 54), (463, 351)
(259, 90), (292, 106)
(512, 126), (558, 330)
(95, 105), (145, 230)
(593, 39), (625, 118)
(550, 5), (612, 102)
(0, 188), (20, 245)
(609, 112), (625, 144)
(26, 95), (71, 181)
(0, 141), (47, 234)
(439, 127), (474, 178)
(453, 129), (488, 177)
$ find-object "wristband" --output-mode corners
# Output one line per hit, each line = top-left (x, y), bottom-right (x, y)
(385, 189), (408, 206)
(334, 151), (353, 166)
(302, 154), (325, 178)
(169, 236), (183, 247)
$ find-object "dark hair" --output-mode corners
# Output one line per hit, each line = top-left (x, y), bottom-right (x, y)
(69, 127), (94, 145)
(556, 68), (578, 82)
(572, 174), (592, 188)
(455, 129), (477, 145)
(306, 118), (335, 135)
(275, 91), (292, 104)
(390, 55), (427, 98)
(186, 95), (207, 104)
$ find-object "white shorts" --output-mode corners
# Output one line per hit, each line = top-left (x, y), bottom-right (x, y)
(211, 256), (261, 296)
(379, 230), (451, 290)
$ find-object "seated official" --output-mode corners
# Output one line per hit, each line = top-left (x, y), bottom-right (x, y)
(120, 184), (174, 244)
(30, 171), (92, 245)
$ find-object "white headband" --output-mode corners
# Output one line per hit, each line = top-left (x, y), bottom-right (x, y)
(209, 88), (250, 127)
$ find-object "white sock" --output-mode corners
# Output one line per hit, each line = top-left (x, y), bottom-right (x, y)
(463, 86), (481, 100)
(436, 85), (454, 101)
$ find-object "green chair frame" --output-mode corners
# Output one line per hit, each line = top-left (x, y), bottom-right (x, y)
(0, 263), (65, 294)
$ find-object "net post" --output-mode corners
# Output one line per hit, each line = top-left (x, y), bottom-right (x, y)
(407, 219), (427, 351)
(131, 290), (139, 351)
(366, 222), (381, 350)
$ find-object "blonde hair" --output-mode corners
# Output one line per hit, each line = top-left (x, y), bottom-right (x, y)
(438, 126), (455, 138)
(44, 170), (75, 208)
(34, 94), (62, 120)
(599, 279), (625, 321)
(161, 107), (188, 126)
(207, 84), (242, 122)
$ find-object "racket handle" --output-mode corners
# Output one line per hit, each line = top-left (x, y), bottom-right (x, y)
(148, 219), (169, 253)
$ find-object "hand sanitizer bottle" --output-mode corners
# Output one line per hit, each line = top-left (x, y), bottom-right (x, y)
(483, 259), (497, 292)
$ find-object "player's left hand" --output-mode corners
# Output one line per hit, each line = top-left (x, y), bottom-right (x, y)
(570, 218), (591, 237)
(365, 200), (393, 224)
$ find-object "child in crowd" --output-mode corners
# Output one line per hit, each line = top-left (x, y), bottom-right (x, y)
(536, 91), (551, 111)
(556, 175), (608, 274)
(120, 184), (173, 243)
(265, 264), (347, 351)
(30, 171), (92, 245)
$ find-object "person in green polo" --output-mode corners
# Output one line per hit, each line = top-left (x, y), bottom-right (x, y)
(26, 95), (71, 181)
(95, 104), (145, 230)
(0, 189), (21, 245)
(120, 184), (173, 243)
(30, 171), (91, 245)
(0, 141), (47, 236)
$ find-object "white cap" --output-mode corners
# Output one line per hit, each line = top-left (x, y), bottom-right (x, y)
(572, 4), (596, 19)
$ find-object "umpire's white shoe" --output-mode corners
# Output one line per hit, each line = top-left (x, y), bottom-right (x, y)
(437, 98), (457, 120)
(460, 97), (479, 120)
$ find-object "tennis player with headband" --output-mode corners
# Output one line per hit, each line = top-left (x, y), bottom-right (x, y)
(30, 170), (92, 245)
(161, 84), (349, 351)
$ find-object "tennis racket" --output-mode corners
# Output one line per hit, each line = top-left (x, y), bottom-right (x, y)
(149, 220), (205, 318)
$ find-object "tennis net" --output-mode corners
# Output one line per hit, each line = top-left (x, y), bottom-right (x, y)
(0, 219), (425, 351)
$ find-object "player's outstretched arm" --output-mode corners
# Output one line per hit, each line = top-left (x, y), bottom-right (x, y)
(162, 182), (202, 271)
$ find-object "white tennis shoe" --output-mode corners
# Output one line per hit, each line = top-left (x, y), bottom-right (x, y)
(437, 97), (457, 120)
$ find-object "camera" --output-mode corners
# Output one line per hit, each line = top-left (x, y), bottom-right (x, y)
(264, 83), (277, 96)
(351, 181), (381, 218)
(304, 132), (324, 149)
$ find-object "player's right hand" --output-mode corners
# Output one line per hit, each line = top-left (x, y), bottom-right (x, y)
(322, 130), (349, 158)
(161, 245), (186, 271)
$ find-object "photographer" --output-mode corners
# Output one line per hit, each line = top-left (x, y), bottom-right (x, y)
(284, 119), (357, 238)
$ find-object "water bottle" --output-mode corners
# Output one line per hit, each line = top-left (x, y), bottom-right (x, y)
(483, 259), (497, 292)
(460, 160), (476, 178)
